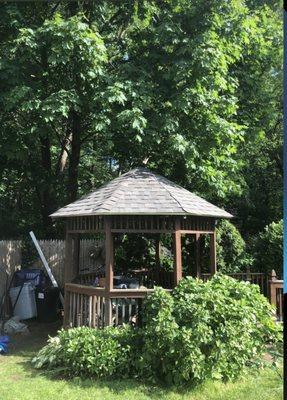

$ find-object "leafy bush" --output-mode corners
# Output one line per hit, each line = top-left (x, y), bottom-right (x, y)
(138, 288), (178, 381)
(32, 325), (138, 378)
(139, 275), (280, 384)
(216, 220), (252, 273)
(32, 276), (280, 385)
(252, 220), (283, 275)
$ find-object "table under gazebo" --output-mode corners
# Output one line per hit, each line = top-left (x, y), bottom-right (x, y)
(51, 167), (232, 328)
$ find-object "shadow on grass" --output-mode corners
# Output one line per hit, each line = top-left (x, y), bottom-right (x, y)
(16, 355), (195, 399)
(13, 346), (283, 400)
(10, 321), (282, 399)
(5, 321), (193, 398)
(8, 320), (61, 357)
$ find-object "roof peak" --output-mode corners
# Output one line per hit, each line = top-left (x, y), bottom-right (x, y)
(50, 168), (233, 219)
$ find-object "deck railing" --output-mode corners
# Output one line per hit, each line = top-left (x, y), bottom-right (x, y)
(65, 269), (283, 328)
(202, 270), (283, 321)
(64, 284), (106, 328)
(201, 271), (267, 294)
(269, 270), (283, 322)
(64, 283), (158, 328)
(75, 269), (174, 289)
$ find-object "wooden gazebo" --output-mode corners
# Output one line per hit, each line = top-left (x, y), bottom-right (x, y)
(51, 168), (232, 328)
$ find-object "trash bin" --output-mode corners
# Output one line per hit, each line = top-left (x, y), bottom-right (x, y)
(35, 287), (60, 322)
(9, 282), (37, 320)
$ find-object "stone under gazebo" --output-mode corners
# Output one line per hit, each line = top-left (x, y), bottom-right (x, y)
(51, 168), (232, 328)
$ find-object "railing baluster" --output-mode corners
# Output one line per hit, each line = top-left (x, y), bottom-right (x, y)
(128, 299), (132, 322)
(75, 294), (79, 327)
(122, 301), (126, 323)
(88, 296), (92, 327)
(73, 293), (76, 327)
(115, 299), (119, 326)
(92, 296), (96, 328)
(97, 295), (101, 328)
(101, 296), (104, 328)
(68, 291), (72, 327)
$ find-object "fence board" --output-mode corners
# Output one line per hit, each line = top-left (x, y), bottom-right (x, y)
(0, 240), (22, 304)
(0, 239), (104, 299)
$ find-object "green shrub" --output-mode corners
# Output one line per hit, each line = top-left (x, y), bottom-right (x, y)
(252, 220), (283, 275)
(216, 220), (252, 273)
(138, 288), (178, 381)
(32, 325), (138, 378)
(139, 275), (280, 384)
(174, 275), (279, 380)
(32, 276), (280, 385)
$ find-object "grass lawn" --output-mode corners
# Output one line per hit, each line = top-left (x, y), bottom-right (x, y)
(0, 321), (282, 400)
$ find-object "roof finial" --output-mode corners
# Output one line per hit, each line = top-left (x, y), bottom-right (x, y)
(142, 157), (149, 166)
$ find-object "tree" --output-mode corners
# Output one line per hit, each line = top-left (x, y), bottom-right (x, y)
(227, 1), (283, 235)
(252, 220), (283, 276)
(0, 0), (282, 243)
(216, 220), (251, 273)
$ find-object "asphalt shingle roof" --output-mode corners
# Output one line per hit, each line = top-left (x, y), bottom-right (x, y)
(50, 168), (232, 219)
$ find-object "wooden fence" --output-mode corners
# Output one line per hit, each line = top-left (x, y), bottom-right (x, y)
(0, 241), (22, 303)
(0, 239), (104, 300)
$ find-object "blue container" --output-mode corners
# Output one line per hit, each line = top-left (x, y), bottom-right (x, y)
(0, 335), (9, 354)
(13, 269), (46, 289)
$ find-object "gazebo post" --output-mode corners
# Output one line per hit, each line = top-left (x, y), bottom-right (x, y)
(104, 216), (114, 326)
(173, 218), (182, 286)
(195, 233), (201, 278)
(155, 237), (161, 284)
(210, 231), (217, 275)
(155, 237), (161, 268)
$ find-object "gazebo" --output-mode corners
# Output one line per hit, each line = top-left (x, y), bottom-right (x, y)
(51, 167), (232, 328)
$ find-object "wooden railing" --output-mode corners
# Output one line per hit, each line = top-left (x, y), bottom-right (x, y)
(201, 272), (267, 294)
(64, 283), (158, 328)
(75, 269), (174, 290)
(66, 270), (284, 328)
(202, 270), (283, 321)
(64, 284), (106, 328)
(269, 270), (283, 322)
(136, 269), (174, 289)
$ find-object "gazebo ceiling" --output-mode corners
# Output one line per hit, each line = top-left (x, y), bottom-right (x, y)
(50, 167), (232, 219)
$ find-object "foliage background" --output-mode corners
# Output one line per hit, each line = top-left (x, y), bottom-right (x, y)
(0, 1), (282, 274)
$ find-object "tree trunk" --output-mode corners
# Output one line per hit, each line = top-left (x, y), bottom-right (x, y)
(39, 134), (54, 229)
(56, 132), (72, 175)
(67, 111), (81, 202)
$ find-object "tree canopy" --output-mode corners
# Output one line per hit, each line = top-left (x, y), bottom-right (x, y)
(0, 0), (282, 273)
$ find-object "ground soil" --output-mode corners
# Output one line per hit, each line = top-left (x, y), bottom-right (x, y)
(4, 318), (62, 354)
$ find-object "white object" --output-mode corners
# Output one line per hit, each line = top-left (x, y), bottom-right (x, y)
(29, 231), (64, 306)
(9, 283), (37, 320)
(4, 316), (29, 334)
(114, 284), (128, 289)
(129, 283), (139, 289)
